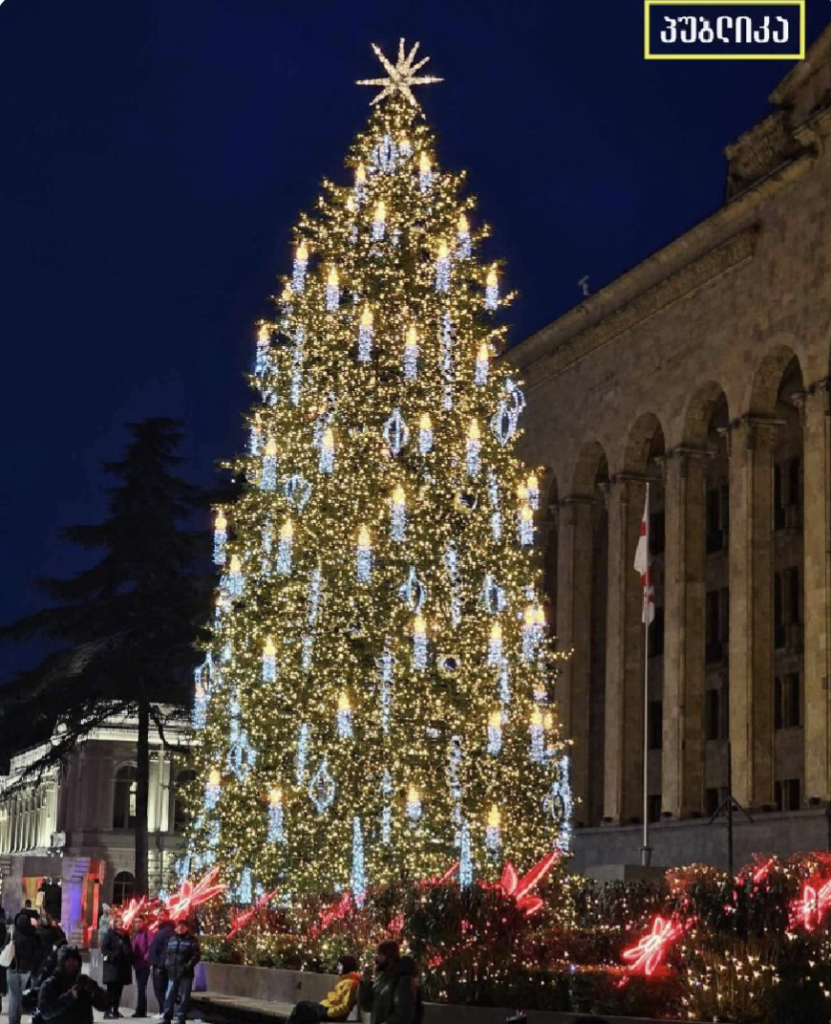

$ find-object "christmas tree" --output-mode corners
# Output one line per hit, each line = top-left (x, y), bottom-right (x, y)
(190, 41), (571, 900)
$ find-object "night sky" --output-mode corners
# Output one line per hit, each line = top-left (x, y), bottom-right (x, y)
(2, 0), (829, 679)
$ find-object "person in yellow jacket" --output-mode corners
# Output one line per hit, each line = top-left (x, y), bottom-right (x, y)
(287, 956), (360, 1024)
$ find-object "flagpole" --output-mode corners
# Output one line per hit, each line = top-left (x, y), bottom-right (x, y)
(641, 481), (652, 868)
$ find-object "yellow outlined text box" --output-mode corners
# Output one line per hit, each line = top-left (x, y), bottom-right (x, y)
(644, 1), (806, 60)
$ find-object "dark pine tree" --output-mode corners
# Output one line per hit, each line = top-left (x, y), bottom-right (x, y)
(0, 418), (209, 895)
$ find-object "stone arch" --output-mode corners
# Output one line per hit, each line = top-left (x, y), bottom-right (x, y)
(682, 381), (730, 448)
(749, 345), (802, 416)
(572, 440), (609, 497)
(623, 412), (665, 476)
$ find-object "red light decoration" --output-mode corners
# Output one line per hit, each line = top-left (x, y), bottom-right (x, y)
(166, 866), (226, 922)
(482, 851), (560, 917)
(311, 891), (354, 937)
(792, 877), (831, 931)
(119, 896), (151, 929)
(622, 915), (685, 977)
(226, 888), (278, 940)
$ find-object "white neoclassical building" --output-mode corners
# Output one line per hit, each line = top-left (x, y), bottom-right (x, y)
(0, 711), (192, 947)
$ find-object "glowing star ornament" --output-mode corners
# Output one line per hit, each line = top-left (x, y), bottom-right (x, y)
(357, 39), (443, 110)
(486, 805), (501, 856)
(358, 307), (373, 362)
(475, 342), (490, 385)
(261, 439), (278, 491)
(466, 419), (481, 476)
(487, 622), (503, 666)
(356, 525), (373, 582)
(530, 709), (545, 763)
(325, 266), (340, 311)
(262, 637), (277, 683)
(518, 503), (534, 545)
(435, 240), (451, 292)
(418, 413), (433, 454)
(277, 519), (294, 575)
(487, 711), (503, 755)
(418, 151), (432, 192)
(371, 200), (386, 241)
(292, 241), (309, 292)
(319, 428), (335, 474)
(406, 785), (422, 822)
(390, 485), (407, 542)
(337, 692), (354, 739)
(485, 265), (499, 310)
(403, 325), (419, 381)
(213, 511), (227, 566)
(267, 788), (285, 844)
(412, 614), (428, 671)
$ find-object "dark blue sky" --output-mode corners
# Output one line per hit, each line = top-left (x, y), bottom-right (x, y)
(1, 0), (829, 677)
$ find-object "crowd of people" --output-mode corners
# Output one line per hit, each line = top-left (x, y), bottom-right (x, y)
(0, 903), (201, 1024)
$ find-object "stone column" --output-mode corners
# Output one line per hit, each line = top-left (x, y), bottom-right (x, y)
(727, 415), (779, 809)
(556, 495), (597, 820)
(603, 474), (647, 824)
(799, 381), (831, 802)
(661, 448), (710, 818)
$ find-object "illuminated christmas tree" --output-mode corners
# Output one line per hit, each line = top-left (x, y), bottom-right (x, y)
(190, 41), (571, 900)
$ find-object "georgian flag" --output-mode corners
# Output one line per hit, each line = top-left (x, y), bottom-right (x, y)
(634, 492), (655, 625)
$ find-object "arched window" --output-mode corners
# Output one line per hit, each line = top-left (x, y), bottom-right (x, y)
(113, 871), (134, 905)
(172, 769), (197, 834)
(113, 766), (138, 830)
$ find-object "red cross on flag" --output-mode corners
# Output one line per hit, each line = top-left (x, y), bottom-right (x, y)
(634, 489), (655, 625)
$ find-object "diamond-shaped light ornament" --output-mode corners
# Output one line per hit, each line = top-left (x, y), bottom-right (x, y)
(309, 758), (337, 814)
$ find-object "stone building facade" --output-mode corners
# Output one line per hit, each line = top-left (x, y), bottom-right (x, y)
(0, 712), (191, 946)
(510, 28), (831, 873)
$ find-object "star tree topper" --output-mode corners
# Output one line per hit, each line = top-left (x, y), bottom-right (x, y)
(357, 39), (443, 108)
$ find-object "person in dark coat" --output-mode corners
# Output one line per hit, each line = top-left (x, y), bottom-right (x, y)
(37, 945), (109, 1024)
(131, 915), (153, 1019)
(161, 919), (200, 1024)
(7, 911), (44, 1024)
(101, 917), (134, 1019)
(148, 909), (174, 1016)
(40, 913), (68, 956)
(21, 901), (39, 923)
(358, 941), (421, 1024)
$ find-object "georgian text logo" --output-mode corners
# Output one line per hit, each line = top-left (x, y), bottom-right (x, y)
(645, 1), (806, 60)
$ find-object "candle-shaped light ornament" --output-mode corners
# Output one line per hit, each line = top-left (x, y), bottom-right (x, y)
(522, 604), (536, 662)
(249, 417), (262, 455)
(466, 419), (481, 476)
(457, 213), (471, 258)
(292, 241), (308, 292)
(358, 307), (373, 363)
(261, 438), (278, 491)
(381, 769), (392, 844)
(435, 240), (450, 292)
(352, 816), (366, 907)
(356, 525), (373, 582)
(372, 199), (386, 241)
(530, 708), (545, 763)
(267, 788), (285, 843)
(262, 637), (277, 682)
(526, 472), (540, 510)
(518, 502), (534, 545)
(255, 324), (270, 376)
(326, 266), (340, 311)
(227, 554), (243, 598)
(213, 511), (227, 566)
(418, 412), (433, 454)
(487, 621), (504, 666)
(499, 664), (512, 708)
(406, 785), (422, 822)
(486, 805), (502, 855)
(277, 519), (294, 575)
(193, 681), (208, 729)
(475, 342), (490, 385)
(355, 162), (367, 202)
(485, 265), (499, 310)
(403, 325), (419, 381)
(337, 692), (354, 739)
(487, 710), (503, 755)
(319, 427), (335, 474)
(399, 136), (412, 158)
(412, 614), (428, 671)
(459, 820), (473, 887)
(390, 485), (406, 543)
(534, 684), (548, 705)
(418, 151), (432, 192)
(205, 768), (221, 810)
